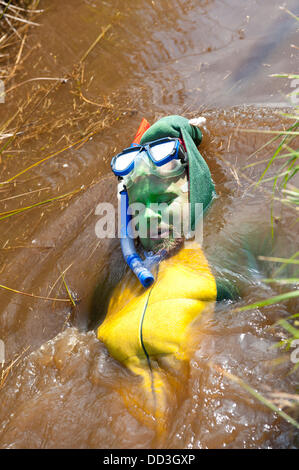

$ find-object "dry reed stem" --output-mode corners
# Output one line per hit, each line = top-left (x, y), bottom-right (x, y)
(0, 282), (72, 302)
(48, 263), (74, 296)
(62, 274), (77, 307)
(0, 346), (30, 391)
(80, 24), (112, 63)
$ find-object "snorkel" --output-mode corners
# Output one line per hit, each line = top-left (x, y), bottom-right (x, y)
(118, 119), (155, 288)
(119, 187), (155, 288)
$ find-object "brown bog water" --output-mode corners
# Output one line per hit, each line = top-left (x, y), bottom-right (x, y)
(0, 0), (298, 448)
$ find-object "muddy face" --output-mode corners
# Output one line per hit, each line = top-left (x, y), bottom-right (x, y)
(0, 0), (298, 450)
(127, 172), (189, 252)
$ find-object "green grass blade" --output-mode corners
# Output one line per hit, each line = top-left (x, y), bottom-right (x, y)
(210, 363), (299, 430)
(237, 290), (299, 311)
(0, 188), (82, 221)
(263, 278), (299, 284)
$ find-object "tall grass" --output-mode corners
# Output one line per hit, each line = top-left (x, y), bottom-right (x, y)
(249, 67), (299, 364)
(235, 23), (299, 429)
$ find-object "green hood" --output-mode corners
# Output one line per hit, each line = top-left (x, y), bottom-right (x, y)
(140, 115), (216, 231)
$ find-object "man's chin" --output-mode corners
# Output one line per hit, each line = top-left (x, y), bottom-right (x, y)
(140, 236), (184, 255)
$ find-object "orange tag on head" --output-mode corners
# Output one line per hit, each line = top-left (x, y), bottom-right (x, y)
(132, 118), (150, 145)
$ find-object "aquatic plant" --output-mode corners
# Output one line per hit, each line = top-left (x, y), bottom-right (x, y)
(253, 66), (299, 363)
(235, 10), (299, 431)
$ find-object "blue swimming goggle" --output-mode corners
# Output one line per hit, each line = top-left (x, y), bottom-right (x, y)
(111, 137), (187, 179)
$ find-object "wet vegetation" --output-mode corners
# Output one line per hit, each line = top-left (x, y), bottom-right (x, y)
(240, 66), (299, 428)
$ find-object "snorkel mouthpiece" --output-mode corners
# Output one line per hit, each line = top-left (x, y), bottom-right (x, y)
(126, 253), (155, 288)
(120, 188), (154, 288)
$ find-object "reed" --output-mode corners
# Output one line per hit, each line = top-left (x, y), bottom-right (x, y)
(231, 10), (299, 431)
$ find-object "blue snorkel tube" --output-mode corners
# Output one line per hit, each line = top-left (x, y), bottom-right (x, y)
(120, 187), (154, 288)
(115, 118), (156, 288)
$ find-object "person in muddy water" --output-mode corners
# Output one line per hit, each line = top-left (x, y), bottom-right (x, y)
(96, 115), (270, 438)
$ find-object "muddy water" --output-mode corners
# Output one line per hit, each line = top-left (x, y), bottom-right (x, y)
(0, 0), (298, 448)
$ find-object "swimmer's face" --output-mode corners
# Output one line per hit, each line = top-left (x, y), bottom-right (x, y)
(127, 172), (189, 252)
